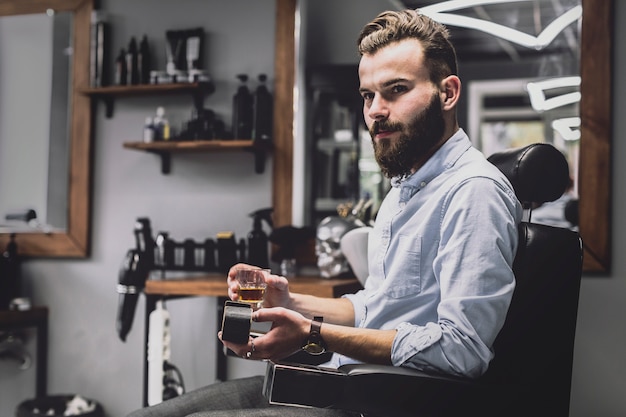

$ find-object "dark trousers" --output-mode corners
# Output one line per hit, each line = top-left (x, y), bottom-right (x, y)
(126, 376), (360, 417)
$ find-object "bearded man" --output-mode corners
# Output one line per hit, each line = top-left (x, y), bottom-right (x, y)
(127, 9), (522, 417)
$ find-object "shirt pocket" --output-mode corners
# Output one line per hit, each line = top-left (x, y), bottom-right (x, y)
(382, 234), (422, 298)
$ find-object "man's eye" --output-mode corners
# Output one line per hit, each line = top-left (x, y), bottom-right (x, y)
(361, 92), (374, 101)
(391, 85), (407, 94)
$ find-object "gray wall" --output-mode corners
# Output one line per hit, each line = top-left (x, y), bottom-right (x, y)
(1, 1), (625, 416)
(1, 1), (273, 415)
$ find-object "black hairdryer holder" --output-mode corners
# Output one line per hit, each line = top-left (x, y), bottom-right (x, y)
(152, 232), (247, 275)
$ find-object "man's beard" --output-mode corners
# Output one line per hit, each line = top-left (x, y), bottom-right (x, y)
(370, 94), (445, 178)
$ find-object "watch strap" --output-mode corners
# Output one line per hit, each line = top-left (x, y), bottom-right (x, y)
(311, 316), (323, 337)
(302, 316), (326, 354)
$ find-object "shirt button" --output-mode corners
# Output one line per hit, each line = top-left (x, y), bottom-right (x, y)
(420, 181), (427, 188)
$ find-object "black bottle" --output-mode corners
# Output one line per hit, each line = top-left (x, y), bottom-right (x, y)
(138, 35), (151, 84)
(114, 48), (127, 85)
(253, 74), (273, 142)
(232, 74), (253, 139)
(126, 37), (139, 85)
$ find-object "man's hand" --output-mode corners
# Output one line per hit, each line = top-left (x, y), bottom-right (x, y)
(219, 307), (310, 361)
(227, 263), (292, 308)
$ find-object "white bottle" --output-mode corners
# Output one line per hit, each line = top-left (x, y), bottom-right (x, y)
(143, 117), (155, 143)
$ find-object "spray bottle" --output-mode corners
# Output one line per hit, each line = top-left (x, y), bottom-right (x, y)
(246, 208), (273, 269)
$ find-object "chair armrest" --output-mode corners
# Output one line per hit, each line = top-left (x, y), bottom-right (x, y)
(264, 361), (347, 409)
(263, 361), (498, 417)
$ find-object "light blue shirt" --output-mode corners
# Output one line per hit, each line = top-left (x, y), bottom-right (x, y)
(330, 129), (522, 378)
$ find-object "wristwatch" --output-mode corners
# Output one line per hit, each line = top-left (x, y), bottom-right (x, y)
(302, 316), (326, 355)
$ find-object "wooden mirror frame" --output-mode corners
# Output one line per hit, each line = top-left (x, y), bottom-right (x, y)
(0, 0), (92, 257)
(272, 0), (613, 274)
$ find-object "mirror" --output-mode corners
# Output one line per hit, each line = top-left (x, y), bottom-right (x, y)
(0, 0), (93, 257)
(0, 11), (72, 232)
(271, 0), (612, 273)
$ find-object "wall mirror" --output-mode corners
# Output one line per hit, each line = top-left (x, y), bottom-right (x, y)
(271, 0), (612, 273)
(0, 0), (92, 257)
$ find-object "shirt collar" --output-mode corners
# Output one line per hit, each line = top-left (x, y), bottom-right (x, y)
(392, 129), (472, 202)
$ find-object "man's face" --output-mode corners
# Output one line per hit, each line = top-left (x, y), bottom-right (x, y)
(359, 39), (446, 178)
(370, 93), (444, 178)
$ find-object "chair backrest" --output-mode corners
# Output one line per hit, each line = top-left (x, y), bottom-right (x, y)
(483, 143), (583, 416)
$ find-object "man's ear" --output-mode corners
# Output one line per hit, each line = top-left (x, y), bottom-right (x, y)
(439, 75), (461, 110)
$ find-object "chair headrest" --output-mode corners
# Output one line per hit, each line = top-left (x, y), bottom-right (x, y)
(487, 143), (570, 205)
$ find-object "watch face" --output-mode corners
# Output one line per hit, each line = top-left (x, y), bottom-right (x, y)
(302, 342), (325, 355)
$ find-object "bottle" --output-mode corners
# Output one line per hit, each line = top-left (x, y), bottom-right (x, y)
(138, 35), (151, 84)
(232, 74), (253, 139)
(114, 48), (127, 85)
(126, 37), (139, 85)
(154, 107), (171, 141)
(253, 74), (273, 142)
(143, 117), (155, 143)
(90, 7), (110, 87)
(247, 208), (273, 268)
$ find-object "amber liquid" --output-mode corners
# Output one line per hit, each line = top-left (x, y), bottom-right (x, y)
(239, 287), (265, 303)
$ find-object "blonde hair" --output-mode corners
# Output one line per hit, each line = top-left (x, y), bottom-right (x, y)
(357, 10), (458, 83)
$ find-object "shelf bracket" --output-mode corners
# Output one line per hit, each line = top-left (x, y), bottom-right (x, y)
(90, 97), (115, 119)
(254, 148), (266, 174)
(192, 91), (204, 113)
(251, 139), (272, 174)
(104, 97), (115, 118)
(160, 152), (171, 174)
(146, 150), (171, 174)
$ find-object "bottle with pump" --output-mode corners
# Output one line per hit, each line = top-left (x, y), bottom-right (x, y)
(247, 208), (273, 268)
(232, 74), (253, 139)
(253, 74), (273, 142)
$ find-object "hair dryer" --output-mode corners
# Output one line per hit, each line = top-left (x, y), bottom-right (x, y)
(116, 218), (155, 341)
(116, 249), (149, 341)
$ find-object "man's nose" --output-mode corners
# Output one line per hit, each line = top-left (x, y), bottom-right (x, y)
(367, 96), (389, 121)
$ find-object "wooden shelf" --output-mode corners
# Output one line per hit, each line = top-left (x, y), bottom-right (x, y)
(84, 82), (272, 174)
(81, 81), (214, 95)
(145, 275), (362, 299)
(0, 306), (48, 327)
(123, 139), (272, 174)
(80, 81), (215, 117)
(124, 139), (256, 152)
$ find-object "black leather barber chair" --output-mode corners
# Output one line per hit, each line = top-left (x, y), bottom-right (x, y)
(263, 143), (583, 417)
